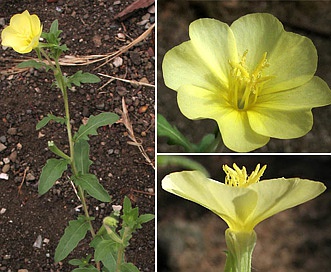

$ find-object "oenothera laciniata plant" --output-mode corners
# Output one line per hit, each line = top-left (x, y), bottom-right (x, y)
(2, 11), (154, 271)
(159, 13), (331, 152)
(162, 163), (326, 272)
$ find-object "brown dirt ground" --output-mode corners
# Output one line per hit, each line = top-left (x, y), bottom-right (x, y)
(158, 155), (331, 272)
(0, 0), (155, 271)
(157, 0), (331, 152)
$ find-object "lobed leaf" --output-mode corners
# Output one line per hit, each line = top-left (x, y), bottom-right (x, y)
(38, 158), (68, 195)
(73, 174), (111, 202)
(55, 216), (91, 262)
(67, 70), (100, 87)
(73, 112), (119, 142)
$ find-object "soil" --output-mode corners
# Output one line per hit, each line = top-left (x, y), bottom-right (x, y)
(0, 1), (155, 271)
(157, 155), (331, 272)
(157, 0), (331, 152)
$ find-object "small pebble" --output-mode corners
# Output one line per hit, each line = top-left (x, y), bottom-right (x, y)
(9, 151), (17, 162)
(113, 56), (123, 67)
(0, 173), (9, 180)
(0, 143), (6, 152)
(0, 135), (6, 143)
(0, 208), (6, 214)
(7, 127), (17, 135)
(2, 164), (10, 173)
(26, 173), (36, 181)
(3, 157), (10, 164)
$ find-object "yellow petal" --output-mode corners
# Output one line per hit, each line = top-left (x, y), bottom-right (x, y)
(162, 41), (223, 91)
(161, 171), (258, 232)
(189, 18), (237, 85)
(247, 108), (313, 138)
(257, 76), (331, 110)
(246, 178), (326, 229)
(1, 10), (41, 54)
(216, 109), (269, 152)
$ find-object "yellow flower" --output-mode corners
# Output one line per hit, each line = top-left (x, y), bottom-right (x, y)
(162, 13), (331, 152)
(1, 10), (42, 54)
(161, 163), (326, 233)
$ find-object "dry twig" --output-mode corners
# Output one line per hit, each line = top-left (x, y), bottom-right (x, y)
(120, 97), (154, 169)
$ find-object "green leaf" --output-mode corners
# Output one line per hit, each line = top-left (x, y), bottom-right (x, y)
(157, 113), (196, 152)
(17, 60), (45, 70)
(137, 213), (155, 225)
(73, 174), (111, 202)
(72, 269), (99, 272)
(196, 133), (221, 152)
(74, 140), (92, 174)
(67, 71), (100, 87)
(73, 112), (119, 142)
(157, 155), (210, 177)
(38, 158), (68, 195)
(36, 113), (65, 130)
(94, 240), (117, 271)
(55, 215), (91, 262)
(121, 263), (140, 272)
(49, 19), (60, 35)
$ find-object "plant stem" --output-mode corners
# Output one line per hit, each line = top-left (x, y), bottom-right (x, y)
(115, 227), (131, 272)
(53, 57), (100, 270)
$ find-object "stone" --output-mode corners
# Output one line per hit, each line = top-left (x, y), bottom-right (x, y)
(7, 127), (17, 135)
(2, 164), (10, 173)
(9, 151), (17, 162)
(26, 173), (36, 181)
(0, 143), (6, 152)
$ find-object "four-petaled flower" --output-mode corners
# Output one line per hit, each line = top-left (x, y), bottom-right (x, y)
(1, 10), (42, 54)
(162, 13), (331, 152)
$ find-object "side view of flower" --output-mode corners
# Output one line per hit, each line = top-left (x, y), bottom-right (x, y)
(162, 13), (331, 152)
(162, 163), (326, 272)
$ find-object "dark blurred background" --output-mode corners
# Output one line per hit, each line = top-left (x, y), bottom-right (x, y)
(157, 155), (331, 271)
(157, 0), (331, 152)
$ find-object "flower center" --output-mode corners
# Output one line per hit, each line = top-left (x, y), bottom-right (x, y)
(223, 163), (267, 187)
(228, 50), (273, 110)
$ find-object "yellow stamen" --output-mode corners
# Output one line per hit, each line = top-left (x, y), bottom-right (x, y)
(223, 163), (267, 187)
(228, 50), (274, 110)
